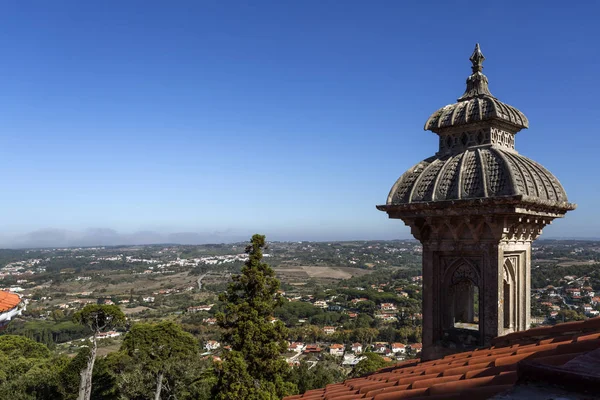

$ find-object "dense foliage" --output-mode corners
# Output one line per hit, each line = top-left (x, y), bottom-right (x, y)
(214, 234), (297, 399)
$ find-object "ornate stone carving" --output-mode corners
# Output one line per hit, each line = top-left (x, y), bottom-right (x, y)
(462, 150), (482, 197)
(490, 127), (515, 149)
(377, 44), (575, 359)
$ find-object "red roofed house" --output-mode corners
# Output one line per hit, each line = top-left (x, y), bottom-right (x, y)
(288, 342), (305, 353)
(329, 344), (345, 357)
(391, 343), (406, 354)
(323, 326), (336, 335)
(351, 343), (363, 354)
(0, 291), (24, 331)
(373, 342), (387, 354)
(302, 344), (322, 354)
(409, 343), (423, 353)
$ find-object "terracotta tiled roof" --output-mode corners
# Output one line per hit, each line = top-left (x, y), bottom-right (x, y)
(284, 317), (600, 400)
(0, 291), (20, 312)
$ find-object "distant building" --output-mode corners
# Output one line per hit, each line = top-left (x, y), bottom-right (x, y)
(97, 331), (120, 339)
(187, 304), (213, 313)
(351, 343), (363, 354)
(323, 326), (336, 335)
(373, 343), (387, 353)
(410, 343), (423, 353)
(314, 300), (328, 308)
(391, 343), (406, 354)
(303, 344), (322, 354)
(380, 303), (397, 311)
(205, 340), (220, 351)
(0, 291), (24, 331)
(288, 342), (305, 352)
(329, 344), (344, 356)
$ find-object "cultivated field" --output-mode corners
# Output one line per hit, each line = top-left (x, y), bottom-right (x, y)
(273, 265), (372, 284)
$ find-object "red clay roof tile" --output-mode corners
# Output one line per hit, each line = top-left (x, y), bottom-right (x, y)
(0, 291), (20, 312)
(285, 318), (600, 400)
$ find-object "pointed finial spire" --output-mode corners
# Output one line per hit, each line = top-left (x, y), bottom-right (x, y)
(458, 43), (493, 101)
(470, 43), (485, 74)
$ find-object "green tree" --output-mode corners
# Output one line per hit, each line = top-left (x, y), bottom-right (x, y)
(0, 335), (69, 399)
(350, 352), (391, 378)
(289, 359), (345, 394)
(557, 309), (585, 322)
(120, 321), (198, 400)
(214, 234), (297, 399)
(72, 304), (125, 400)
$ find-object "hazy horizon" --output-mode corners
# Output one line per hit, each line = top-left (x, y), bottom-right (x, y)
(0, 226), (597, 249)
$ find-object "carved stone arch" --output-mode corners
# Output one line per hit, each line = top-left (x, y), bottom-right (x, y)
(444, 258), (480, 287)
(455, 222), (475, 241)
(503, 257), (516, 283)
(443, 259), (481, 331)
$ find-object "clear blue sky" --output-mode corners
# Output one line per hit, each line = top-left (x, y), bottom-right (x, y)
(0, 1), (598, 245)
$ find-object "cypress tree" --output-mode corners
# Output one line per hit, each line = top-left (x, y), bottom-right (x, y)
(214, 234), (296, 399)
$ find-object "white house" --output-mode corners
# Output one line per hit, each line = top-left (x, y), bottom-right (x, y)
(314, 300), (328, 309)
(380, 303), (397, 311)
(410, 343), (423, 353)
(288, 342), (305, 352)
(351, 343), (363, 354)
(391, 343), (406, 354)
(323, 326), (336, 335)
(143, 296), (155, 303)
(188, 304), (214, 312)
(97, 331), (120, 339)
(373, 343), (387, 353)
(205, 340), (220, 351)
(329, 344), (344, 356)
(342, 354), (364, 366)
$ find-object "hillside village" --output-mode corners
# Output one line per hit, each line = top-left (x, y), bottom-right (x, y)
(1, 240), (599, 375)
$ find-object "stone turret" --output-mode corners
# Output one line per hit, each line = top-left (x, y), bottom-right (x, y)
(377, 44), (575, 360)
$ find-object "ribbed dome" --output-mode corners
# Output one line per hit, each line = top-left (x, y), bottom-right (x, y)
(425, 94), (528, 132)
(381, 44), (574, 213)
(425, 44), (528, 132)
(386, 147), (569, 206)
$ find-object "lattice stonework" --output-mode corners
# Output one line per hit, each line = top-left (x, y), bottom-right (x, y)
(481, 149), (506, 195)
(436, 154), (462, 199)
(413, 159), (445, 201)
(462, 150), (481, 197)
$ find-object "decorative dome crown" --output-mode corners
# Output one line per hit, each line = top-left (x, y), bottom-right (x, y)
(425, 44), (528, 133)
(386, 147), (568, 205)
(380, 44), (574, 213)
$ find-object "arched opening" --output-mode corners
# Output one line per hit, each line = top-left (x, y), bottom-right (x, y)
(452, 279), (479, 330)
(502, 259), (516, 332)
(443, 261), (481, 347)
(503, 280), (511, 329)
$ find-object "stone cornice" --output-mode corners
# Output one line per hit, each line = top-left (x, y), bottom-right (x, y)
(377, 194), (575, 219)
